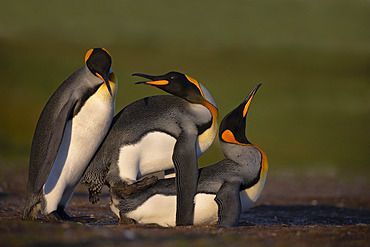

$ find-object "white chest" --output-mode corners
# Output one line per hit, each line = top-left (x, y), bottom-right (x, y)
(117, 132), (177, 183)
(123, 193), (218, 227)
(73, 86), (115, 141)
(240, 174), (267, 212)
(43, 85), (115, 204)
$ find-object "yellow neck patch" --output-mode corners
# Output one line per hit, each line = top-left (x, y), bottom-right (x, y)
(204, 101), (218, 124)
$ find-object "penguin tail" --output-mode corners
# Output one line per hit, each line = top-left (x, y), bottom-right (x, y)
(111, 176), (158, 196)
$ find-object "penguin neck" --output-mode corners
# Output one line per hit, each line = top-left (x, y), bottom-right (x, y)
(83, 66), (118, 99)
(220, 141), (258, 166)
(220, 141), (268, 209)
(188, 101), (218, 157)
(241, 144), (268, 209)
(83, 66), (104, 88)
(251, 144), (268, 181)
(220, 141), (267, 175)
(203, 101), (218, 154)
(101, 78), (118, 99)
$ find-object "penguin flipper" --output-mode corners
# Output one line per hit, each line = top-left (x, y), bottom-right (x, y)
(215, 181), (242, 227)
(34, 96), (78, 193)
(172, 131), (198, 226)
(112, 176), (158, 195)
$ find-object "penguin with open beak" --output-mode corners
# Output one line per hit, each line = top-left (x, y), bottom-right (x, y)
(22, 48), (117, 221)
(81, 71), (218, 226)
(108, 84), (267, 227)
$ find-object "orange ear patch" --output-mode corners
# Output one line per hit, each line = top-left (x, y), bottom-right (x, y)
(85, 49), (94, 63)
(185, 75), (205, 98)
(102, 48), (111, 56)
(221, 129), (247, 146)
(95, 73), (105, 82)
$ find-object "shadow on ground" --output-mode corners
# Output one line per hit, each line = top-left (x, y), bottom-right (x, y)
(240, 205), (370, 226)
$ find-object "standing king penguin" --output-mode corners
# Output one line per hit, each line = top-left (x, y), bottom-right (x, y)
(109, 84), (268, 227)
(22, 48), (118, 221)
(81, 71), (218, 226)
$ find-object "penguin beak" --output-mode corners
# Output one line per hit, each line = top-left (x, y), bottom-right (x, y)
(219, 84), (261, 146)
(132, 73), (169, 86)
(242, 83), (262, 117)
(96, 73), (113, 96)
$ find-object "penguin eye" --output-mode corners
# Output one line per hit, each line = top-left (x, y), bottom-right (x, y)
(170, 75), (175, 80)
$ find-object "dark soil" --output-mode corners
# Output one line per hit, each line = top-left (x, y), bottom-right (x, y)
(0, 172), (369, 247)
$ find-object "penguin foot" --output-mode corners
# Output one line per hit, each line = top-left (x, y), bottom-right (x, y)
(88, 189), (101, 204)
(114, 176), (158, 195)
(46, 211), (63, 223)
(45, 207), (70, 222)
(119, 211), (137, 225)
(56, 206), (71, 219)
(22, 202), (41, 221)
(68, 216), (98, 223)
(55, 206), (97, 223)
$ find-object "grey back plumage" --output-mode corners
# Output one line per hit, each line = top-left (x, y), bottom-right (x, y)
(81, 94), (211, 202)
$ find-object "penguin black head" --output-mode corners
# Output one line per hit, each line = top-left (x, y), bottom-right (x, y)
(132, 71), (217, 107)
(219, 84), (262, 146)
(85, 48), (113, 95)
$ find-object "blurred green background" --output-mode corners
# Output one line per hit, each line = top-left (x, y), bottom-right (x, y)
(0, 0), (369, 179)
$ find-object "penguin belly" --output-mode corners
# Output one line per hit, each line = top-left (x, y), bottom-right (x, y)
(240, 170), (267, 212)
(117, 132), (177, 182)
(43, 87), (114, 214)
(122, 193), (218, 227)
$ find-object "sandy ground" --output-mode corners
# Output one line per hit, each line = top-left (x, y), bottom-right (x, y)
(0, 171), (369, 247)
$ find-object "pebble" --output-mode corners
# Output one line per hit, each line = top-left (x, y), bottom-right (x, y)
(123, 230), (137, 240)
(311, 200), (319, 206)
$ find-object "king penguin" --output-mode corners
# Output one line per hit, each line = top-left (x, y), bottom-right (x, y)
(108, 84), (268, 227)
(22, 48), (118, 221)
(81, 71), (218, 226)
